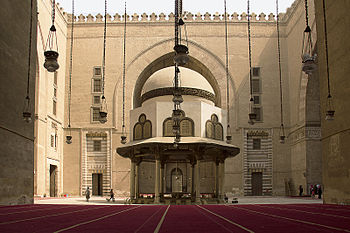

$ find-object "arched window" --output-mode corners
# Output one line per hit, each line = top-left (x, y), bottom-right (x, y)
(205, 114), (223, 140)
(163, 111), (194, 137)
(133, 114), (152, 140)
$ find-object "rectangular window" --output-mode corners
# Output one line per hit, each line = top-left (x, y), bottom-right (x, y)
(53, 100), (57, 115)
(51, 135), (54, 147)
(252, 79), (260, 93)
(54, 71), (58, 85)
(252, 67), (260, 77)
(253, 107), (262, 121)
(94, 67), (102, 76)
(92, 107), (100, 122)
(93, 96), (101, 105)
(253, 138), (261, 150)
(253, 96), (260, 105)
(54, 134), (58, 149)
(93, 140), (101, 151)
(54, 88), (57, 98)
(93, 79), (102, 93)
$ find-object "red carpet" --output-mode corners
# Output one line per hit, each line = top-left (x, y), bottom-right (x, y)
(0, 204), (349, 232)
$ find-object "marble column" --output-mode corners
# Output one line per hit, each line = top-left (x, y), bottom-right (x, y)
(218, 160), (225, 199)
(160, 162), (165, 195)
(135, 161), (140, 199)
(154, 158), (161, 203)
(130, 160), (136, 199)
(195, 160), (201, 203)
(215, 160), (219, 198)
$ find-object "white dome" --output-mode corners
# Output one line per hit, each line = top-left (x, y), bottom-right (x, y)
(142, 67), (214, 95)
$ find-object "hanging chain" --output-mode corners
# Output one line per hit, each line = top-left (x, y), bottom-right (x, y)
(247, 0), (253, 101)
(122, 1), (127, 133)
(26, 0), (34, 98)
(175, 0), (179, 45)
(304, 0), (309, 28)
(276, 0), (284, 127)
(224, 0), (230, 125)
(68, 0), (74, 128)
(102, 0), (107, 96)
(52, 0), (56, 26)
(322, 0), (331, 98)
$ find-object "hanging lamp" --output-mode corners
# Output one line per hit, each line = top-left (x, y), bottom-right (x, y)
(224, 0), (232, 144)
(66, 0), (75, 144)
(44, 0), (59, 72)
(121, 2), (127, 144)
(99, 0), (108, 124)
(276, 0), (286, 143)
(322, 0), (335, 121)
(247, 0), (256, 125)
(23, 0), (34, 123)
(174, 0), (189, 66)
(301, 0), (317, 74)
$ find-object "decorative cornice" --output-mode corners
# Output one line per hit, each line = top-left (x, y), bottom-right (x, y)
(141, 87), (215, 104)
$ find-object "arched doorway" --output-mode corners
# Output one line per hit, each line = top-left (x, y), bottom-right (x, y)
(171, 168), (183, 193)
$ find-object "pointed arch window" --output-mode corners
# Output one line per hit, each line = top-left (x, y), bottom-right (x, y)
(163, 110), (194, 137)
(133, 114), (152, 140)
(205, 114), (223, 141)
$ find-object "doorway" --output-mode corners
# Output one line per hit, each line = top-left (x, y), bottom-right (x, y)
(171, 168), (183, 193)
(92, 173), (103, 196)
(251, 172), (263, 196)
(50, 165), (57, 197)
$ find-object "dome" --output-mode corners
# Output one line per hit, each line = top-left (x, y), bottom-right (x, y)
(142, 67), (214, 95)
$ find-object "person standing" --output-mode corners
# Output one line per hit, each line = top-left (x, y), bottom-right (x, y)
(107, 189), (115, 202)
(86, 187), (90, 202)
(318, 185), (322, 199)
(299, 185), (303, 196)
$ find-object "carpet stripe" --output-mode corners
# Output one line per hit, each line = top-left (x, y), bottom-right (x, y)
(154, 205), (170, 233)
(53, 205), (141, 233)
(134, 206), (165, 233)
(197, 205), (254, 233)
(229, 205), (350, 232)
(0, 205), (108, 225)
(259, 205), (350, 219)
(0, 205), (77, 216)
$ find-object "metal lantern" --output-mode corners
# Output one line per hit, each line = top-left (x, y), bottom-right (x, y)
(248, 98), (256, 125)
(226, 125), (232, 144)
(121, 135), (127, 144)
(301, 1), (316, 75)
(174, 44), (189, 66)
(66, 135), (72, 144)
(325, 95), (335, 121)
(99, 96), (108, 123)
(44, 50), (60, 72)
(301, 53), (317, 75)
(23, 96), (32, 123)
(279, 124), (286, 144)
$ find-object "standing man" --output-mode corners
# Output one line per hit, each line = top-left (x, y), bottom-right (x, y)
(86, 187), (90, 202)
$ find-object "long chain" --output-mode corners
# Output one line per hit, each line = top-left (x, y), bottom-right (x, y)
(68, 0), (74, 128)
(224, 0), (230, 125)
(122, 1), (127, 133)
(247, 0), (253, 99)
(52, 0), (56, 26)
(276, 0), (284, 127)
(322, 0), (331, 97)
(175, 0), (179, 45)
(102, 0), (107, 96)
(304, 0), (309, 27)
(26, 0), (34, 98)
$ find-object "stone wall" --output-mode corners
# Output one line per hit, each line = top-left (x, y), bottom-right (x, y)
(0, 0), (37, 205)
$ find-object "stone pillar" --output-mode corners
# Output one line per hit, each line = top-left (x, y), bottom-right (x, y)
(135, 161), (140, 199)
(215, 160), (219, 198)
(154, 158), (161, 203)
(218, 160), (225, 200)
(160, 162), (165, 195)
(195, 160), (201, 203)
(191, 163), (195, 196)
(130, 160), (136, 199)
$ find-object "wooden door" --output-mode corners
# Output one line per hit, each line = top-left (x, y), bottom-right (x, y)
(92, 173), (103, 196)
(251, 172), (263, 196)
(50, 165), (57, 197)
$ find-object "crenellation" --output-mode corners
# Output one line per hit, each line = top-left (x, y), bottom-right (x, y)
(231, 12), (239, 21)
(250, 13), (257, 21)
(259, 13), (266, 21)
(62, 11), (285, 23)
(203, 12), (211, 21)
(186, 12), (194, 21)
(240, 12), (247, 21)
(195, 13), (202, 21)
(86, 14), (94, 22)
(113, 13), (121, 22)
(78, 14), (85, 22)
(159, 13), (166, 21)
(122, 14), (130, 21)
(150, 13), (157, 21)
(213, 12), (221, 21)
(141, 13), (148, 21)
(132, 13), (139, 21)
(95, 13), (103, 22)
